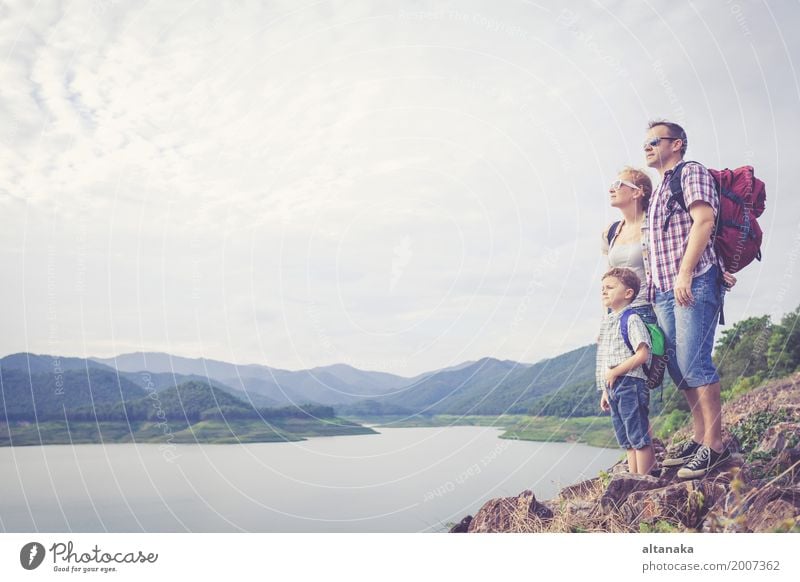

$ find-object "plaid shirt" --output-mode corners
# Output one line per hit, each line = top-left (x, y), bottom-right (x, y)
(647, 161), (718, 295)
(596, 309), (651, 391)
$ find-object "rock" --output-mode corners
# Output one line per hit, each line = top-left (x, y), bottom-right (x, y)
(599, 474), (668, 512)
(766, 447), (800, 484)
(449, 516), (472, 533)
(467, 490), (553, 533)
(562, 500), (597, 522)
(748, 500), (799, 532)
(620, 480), (725, 529)
(703, 483), (800, 532)
(758, 422), (800, 454)
(658, 463), (681, 482)
(558, 478), (600, 501)
(744, 485), (800, 532)
(651, 438), (667, 462)
(740, 447), (800, 487)
(610, 460), (629, 475)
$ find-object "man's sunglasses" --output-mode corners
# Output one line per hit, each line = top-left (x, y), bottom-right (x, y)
(643, 136), (681, 149)
(610, 179), (641, 191)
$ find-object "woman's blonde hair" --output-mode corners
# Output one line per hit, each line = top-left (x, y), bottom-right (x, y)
(620, 166), (652, 211)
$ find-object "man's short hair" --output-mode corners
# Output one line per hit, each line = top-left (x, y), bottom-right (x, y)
(648, 119), (688, 156)
(620, 166), (653, 211)
(602, 267), (641, 300)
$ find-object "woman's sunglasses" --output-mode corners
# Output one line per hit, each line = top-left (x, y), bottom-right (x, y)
(610, 179), (641, 191)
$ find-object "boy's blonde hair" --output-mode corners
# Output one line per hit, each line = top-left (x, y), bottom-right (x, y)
(602, 267), (641, 300)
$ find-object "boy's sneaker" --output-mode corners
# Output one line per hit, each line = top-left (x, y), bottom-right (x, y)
(677, 445), (731, 479)
(662, 440), (702, 467)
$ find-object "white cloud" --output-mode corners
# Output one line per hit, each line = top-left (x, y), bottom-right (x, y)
(1, 0), (798, 374)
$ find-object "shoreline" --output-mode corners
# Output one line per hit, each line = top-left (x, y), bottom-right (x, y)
(359, 414), (617, 448)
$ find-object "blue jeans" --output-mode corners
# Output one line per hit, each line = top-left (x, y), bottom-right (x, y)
(609, 376), (651, 450)
(628, 303), (658, 326)
(654, 265), (722, 390)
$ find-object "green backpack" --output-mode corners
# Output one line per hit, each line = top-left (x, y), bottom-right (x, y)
(620, 309), (667, 390)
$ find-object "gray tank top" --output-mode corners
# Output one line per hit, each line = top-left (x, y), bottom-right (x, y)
(607, 240), (648, 307)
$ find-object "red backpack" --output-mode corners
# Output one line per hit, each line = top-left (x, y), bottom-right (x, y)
(666, 161), (766, 274)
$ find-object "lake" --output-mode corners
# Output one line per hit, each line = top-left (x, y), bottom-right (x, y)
(0, 426), (621, 532)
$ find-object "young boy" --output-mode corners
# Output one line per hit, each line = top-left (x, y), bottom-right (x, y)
(596, 267), (655, 475)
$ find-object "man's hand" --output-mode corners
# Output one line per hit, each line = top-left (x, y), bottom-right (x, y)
(600, 389), (610, 412)
(674, 271), (694, 307)
(722, 271), (737, 289)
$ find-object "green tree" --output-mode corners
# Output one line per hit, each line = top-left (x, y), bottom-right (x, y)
(767, 305), (800, 377)
(713, 315), (772, 394)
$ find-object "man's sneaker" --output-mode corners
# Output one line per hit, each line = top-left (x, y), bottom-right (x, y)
(662, 440), (702, 467)
(677, 445), (732, 479)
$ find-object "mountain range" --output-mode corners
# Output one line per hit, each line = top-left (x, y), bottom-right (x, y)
(1, 346), (597, 421)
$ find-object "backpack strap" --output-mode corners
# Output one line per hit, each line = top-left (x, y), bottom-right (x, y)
(619, 309), (634, 354)
(620, 309), (656, 379)
(606, 221), (621, 247)
(664, 161), (689, 231)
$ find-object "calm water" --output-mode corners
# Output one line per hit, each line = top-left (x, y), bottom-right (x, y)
(0, 427), (620, 532)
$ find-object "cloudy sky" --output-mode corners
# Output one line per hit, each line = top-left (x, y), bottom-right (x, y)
(1, 0), (798, 376)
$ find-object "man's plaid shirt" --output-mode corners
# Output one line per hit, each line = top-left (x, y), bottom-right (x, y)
(647, 161), (718, 299)
(596, 310), (651, 392)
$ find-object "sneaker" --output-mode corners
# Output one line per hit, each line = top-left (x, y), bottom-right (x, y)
(662, 440), (702, 467)
(677, 445), (732, 479)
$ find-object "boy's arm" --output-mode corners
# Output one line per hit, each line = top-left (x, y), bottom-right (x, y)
(605, 344), (650, 389)
(600, 389), (610, 412)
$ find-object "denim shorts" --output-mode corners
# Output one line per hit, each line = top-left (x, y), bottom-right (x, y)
(654, 265), (722, 389)
(609, 375), (651, 450)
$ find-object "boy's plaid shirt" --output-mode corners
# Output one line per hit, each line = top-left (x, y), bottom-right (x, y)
(647, 161), (718, 299)
(596, 310), (651, 392)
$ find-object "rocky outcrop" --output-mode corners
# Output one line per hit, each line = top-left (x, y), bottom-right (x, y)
(557, 477), (600, 500)
(449, 516), (472, 533)
(599, 474), (668, 511)
(451, 372), (800, 533)
(466, 490), (553, 533)
(621, 479), (726, 529)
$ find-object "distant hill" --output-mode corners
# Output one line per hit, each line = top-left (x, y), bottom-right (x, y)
(0, 367), (146, 420)
(117, 371), (280, 408)
(341, 346), (596, 417)
(0, 354), (279, 409)
(92, 352), (413, 405)
(1, 353), (117, 374)
(91, 352), (270, 381)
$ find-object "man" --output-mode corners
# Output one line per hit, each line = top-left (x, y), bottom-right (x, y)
(643, 120), (730, 478)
